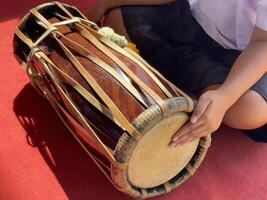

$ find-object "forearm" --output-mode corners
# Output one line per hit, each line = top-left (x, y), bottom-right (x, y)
(218, 41), (267, 107)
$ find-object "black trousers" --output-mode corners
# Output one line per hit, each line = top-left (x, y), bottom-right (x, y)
(121, 0), (267, 142)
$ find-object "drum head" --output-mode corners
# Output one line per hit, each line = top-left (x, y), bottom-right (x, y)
(127, 112), (199, 188)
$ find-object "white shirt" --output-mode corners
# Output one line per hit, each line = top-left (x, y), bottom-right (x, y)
(191, 0), (267, 50)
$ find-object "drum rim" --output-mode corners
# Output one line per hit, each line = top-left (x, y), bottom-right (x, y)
(112, 97), (211, 199)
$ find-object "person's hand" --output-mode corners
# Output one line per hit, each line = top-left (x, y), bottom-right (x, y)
(86, 0), (110, 23)
(170, 89), (232, 148)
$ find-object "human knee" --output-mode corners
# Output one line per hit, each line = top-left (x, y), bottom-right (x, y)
(103, 8), (130, 39)
(223, 90), (267, 130)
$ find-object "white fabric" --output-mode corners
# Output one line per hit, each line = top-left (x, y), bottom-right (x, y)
(191, 0), (267, 50)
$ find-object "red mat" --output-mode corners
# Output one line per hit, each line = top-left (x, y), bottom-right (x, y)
(0, 1), (266, 200)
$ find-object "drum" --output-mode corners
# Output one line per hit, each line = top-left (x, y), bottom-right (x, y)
(13, 2), (211, 199)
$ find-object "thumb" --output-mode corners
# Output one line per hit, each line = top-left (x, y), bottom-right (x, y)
(190, 95), (211, 123)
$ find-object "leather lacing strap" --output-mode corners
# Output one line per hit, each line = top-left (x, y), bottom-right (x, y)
(41, 83), (117, 187)
(56, 32), (149, 108)
(53, 3), (191, 118)
(15, 28), (40, 79)
(54, 2), (99, 30)
(54, 36), (141, 138)
(55, 2), (173, 100)
(90, 31), (190, 100)
(15, 32), (127, 194)
(39, 55), (116, 162)
(76, 26), (194, 111)
(15, 24), (118, 164)
(27, 9), (77, 62)
(29, 8), (142, 140)
(84, 26), (175, 99)
(36, 19), (149, 108)
(53, 3), (166, 105)
(58, 12), (174, 100)
(52, 7), (195, 115)
(34, 9), (150, 107)
(39, 52), (123, 128)
(15, 29), (117, 124)
(75, 24), (164, 104)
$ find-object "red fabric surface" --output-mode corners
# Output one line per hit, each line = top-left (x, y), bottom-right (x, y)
(0, 1), (266, 200)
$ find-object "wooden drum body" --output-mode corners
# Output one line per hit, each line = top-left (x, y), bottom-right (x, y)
(13, 2), (211, 199)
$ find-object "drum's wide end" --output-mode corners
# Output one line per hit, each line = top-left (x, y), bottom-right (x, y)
(112, 97), (211, 199)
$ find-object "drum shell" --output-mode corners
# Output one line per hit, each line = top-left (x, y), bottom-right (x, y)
(13, 2), (211, 199)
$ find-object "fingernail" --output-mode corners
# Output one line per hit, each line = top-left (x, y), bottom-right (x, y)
(191, 116), (197, 123)
(170, 143), (181, 148)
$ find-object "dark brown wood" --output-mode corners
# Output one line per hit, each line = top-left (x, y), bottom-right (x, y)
(48, 17), (171, 123)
